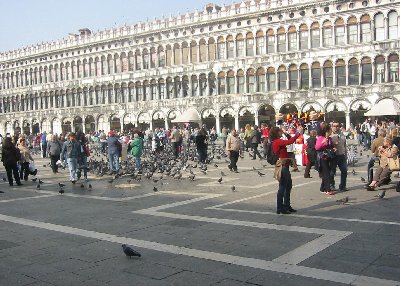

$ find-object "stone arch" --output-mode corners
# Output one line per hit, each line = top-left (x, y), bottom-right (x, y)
(41, 118), (51, 133)
(73, 116), (83, 133)
(152, 110), (166, 130)
(220, 106), (235, 131)
(201, 108), (217, 130)
(85, 115), (96, 133)
(279, 103), (299, 114)
(137, 112), (151, 131)
(238, 106), (255, 129)
(52, 118), (62, 135)
(258, 104), (276, 126)
(325, 101), (347, 125)
(301, 102), (324, 113)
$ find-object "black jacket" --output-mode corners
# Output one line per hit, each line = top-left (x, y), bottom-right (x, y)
(1, 146), (20, 167)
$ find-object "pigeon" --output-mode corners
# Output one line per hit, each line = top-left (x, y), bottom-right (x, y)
(36, 184), (41, 189)
(153, 187), (158, 192)
(122, 244), (141, 258)
(32, 178), (38, 182)
(352, 169), (357, 175)
(39, 179), (44, 184)
(217, 177), (223, 184)
(375, 190), (386, 199)
(231, 185), (237, 192)
(175, 173), (182, 180)
(214, 164), (218, 168)
(80, 184), (84, 188)
(361, 177), (366, 182)
(257, 171), (265, 177)
(188, 174), (195, 181)
(220, 171), (226, 177)
(2, 177), (6, 182)
(367, 154), (370, 158)
(88, 184), (92, 190)
(153, 179), (159, 183)
(58, 183), (65, 188)
(0, 191), (4, 193)
(42, 164), (46, 167)
(336, 196), (349, 204)
(360, 151), (363, 156)
(58, 189), (65, 194)
(108, 179), (114, 184)
(127, 179), (132, 183)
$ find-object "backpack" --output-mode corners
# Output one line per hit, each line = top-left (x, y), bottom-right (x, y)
(266, 140), (280, 165)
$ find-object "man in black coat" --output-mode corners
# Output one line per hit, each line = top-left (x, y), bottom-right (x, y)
(1, 137), (23, 186)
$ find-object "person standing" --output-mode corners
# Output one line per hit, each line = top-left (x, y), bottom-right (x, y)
(77, 133), (90, 182)
(261, 123), (270, 159)
(17, 137), (35, 181)
(304, 130), (317, 178)
(47, 134), (62, 174)
(1, 137), (23, 186)
(195, 128), (208, 164)
(330, 121), (348, 192)
(250, 125), (263, 160)
(270, 127), (300, 214)
(226, 129), (240, 173)
(315, 124), (335, 195)
(107, 131), (121, 175)
(170, 125), (181, 159)
(60, 133), (81, 184)
(41, 131), (47, 158)
(221, 126), (228, 148)
(130, 133), (143, 170)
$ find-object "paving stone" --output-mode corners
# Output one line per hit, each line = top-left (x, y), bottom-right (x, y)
(162, 270), (223, 286)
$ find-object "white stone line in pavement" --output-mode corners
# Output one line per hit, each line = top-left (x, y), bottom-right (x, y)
(0, 194), (56, 203)
(272, 232), (351, 265)
(214, 208), (400, 226)
(0, 214), (396, 286)
(196, 175), (305, 188)
(207, 181), (318, 209)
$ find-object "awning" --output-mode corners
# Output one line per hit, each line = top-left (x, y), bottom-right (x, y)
(171, 109), (201, 123)
(364, 98), (400, 116)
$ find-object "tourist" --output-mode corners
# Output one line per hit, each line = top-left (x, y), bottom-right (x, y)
(47, 134), (62, 174)
(330, 121), (348, 192)
(170, 125), (181, 158)
(226, 129), (240, 173)
(195, 128), (208, 164)
(41, 131), (48, 158)
(221, 126), (228, 148)
(77, 133), (90, 181)
(315, 124), (335, 195)
(107, 131), (121, 174)
(1, 137), (23, 186)
(17, 137), (35, 181)
(250, 125), (263, 160)
(269, 127), (300, 214)
(60, 132), (81, 184)
(368, 128), (386, 182)
(130, 133), (143, 170)
(304, 130), (317, 178)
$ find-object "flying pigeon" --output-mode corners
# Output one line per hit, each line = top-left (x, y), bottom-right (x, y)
(58, 183), (65, 188)
(375, 190), (386, 199)
(217, 177), (223, 184)
(336, 196), (349, 204)
(122, 244), (141, 258)
(257, 171), (265, 177)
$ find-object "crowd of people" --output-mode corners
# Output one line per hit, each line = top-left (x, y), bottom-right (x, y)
(1, 113), (400, 214)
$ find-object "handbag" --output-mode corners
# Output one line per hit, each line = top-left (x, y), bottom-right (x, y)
(322, 148), (336, 159)
(388, 157), (400, 171)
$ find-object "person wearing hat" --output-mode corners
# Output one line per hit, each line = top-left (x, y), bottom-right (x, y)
(306, 111), (321, 133)
(60, 132), (81, 184)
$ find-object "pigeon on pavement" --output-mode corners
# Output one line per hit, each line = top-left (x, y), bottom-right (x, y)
(217, 177), (223, 184)
(122, 244), (141, 258)
(336, 196), (349, 204)
(375, 190), (386, 199)
(231, 185), (237, 192)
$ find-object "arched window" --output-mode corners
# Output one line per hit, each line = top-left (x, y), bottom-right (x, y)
(323, 61), (333, 87)
(237, 69), (245, 94)
(199, 74), (207, 96)
(300, 64), (309, 89)
(143, 80), (150, 101)
(247, 68), (255, 93)
(128, 82), (134, 102)
(173, 44), (180, 65)
(256, 31), (265, 55)
(335, 18), (345, 45)
(158, 79), (165, 99)
(288, 26), (297, 51)
(277, 27), (286, 53)
(166, 45), (172, 66)
(388, 11), (398, 39)
(190, 41), (198, 63)
(158, 47), (165, 67)
(375, 55), (386, 83)
(266, 29), (275, 54)
(360, 15), (371, 43)
(166, 77), (173, 99)
(150, 79), (157, 100)
(208, 38), (216, 62)
(277, 65), (287, 91)
(256, 68), (265, 92)
(299, 24), (309, 50)
(143, 49), (150, 69)
(347, 16), (358, 44)
(227, 70), (235, 94)
(128, 52), (135, 71)
(336, 59), (346, 86)
(311, 62), (321, 88)
(323, 20), (333, 47)
(289, 64), (298, 90)
(375, 13), (385, 41)
(199, 39), (207, 62)
(389, 54), (399, 82)
(311, 22), (320, 48)
(135, 50), (142, 70)
(107, 55), (114, 74)
(227, 35), (234, 58)
(217, 36), (226, 60)
(136, 81), (143, 101)
(246, 32), (254, 56)
(267, 67), (276, 91)
(236, 34), (245, 57)
(182, 42), (189, 65)
(173, 76), (181, 98)
(190, 75), (197, 97)
(218, 72), (226, 95)
(348, 58), (359, 85)
(150, 48), (157, 68)
(361, 57), (372, 85)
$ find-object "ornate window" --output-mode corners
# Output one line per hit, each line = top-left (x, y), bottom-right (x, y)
(267, 67), (276, 91)
(247, 68), (255, 93)
(361, 57), (372, 84)
(300, 64), (309, 89)
(360, 15), (371, 42)
(218, 72), (226, 95)
(323, 61), (333, 87)
(237, 69), (245, 94)
(388, 11), (398, 39)
(289, 64), (298, 90)
(375, 55), (386, 83)
(335, 18), (345, 45)
(256, 31), (265, 55)
(347, 16), (358, 44)
(288, 26), (297, 51)
(236, 34), (245, 57)
(267, 29), (275, 54)
(336, 59), (346, 86)
(227, 35), (234, 58)
(389, 54), (399, 82)
(277, 27), (286, 53)
(311, 22), (320, 48)
(323, 20), (333, 47)
(246, 32), (254, 56)
(374, 13), (385, 41)
(277, 65), (287, 91)
(227, 70), (235, 94)
(256, 68), (265, 92)
(348, 58), (359, 85)
(299, 24), (309, 50)
(311, 62), (321, 88)
(217, 37), (226, 59)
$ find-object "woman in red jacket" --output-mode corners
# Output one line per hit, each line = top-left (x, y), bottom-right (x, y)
(270, 127), (300, 214)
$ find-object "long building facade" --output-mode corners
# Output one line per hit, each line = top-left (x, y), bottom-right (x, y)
(1, 0), (400, 135)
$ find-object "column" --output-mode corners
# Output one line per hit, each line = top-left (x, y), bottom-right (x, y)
(254, 113), (259, 126)
(234, 116), (239, 131)
(345, 111), (351, 129)
(215, 116), (221, 133)
(149, 120), (153, 132)
(164, 117), (169, 130)
(372, 63), (376, 84)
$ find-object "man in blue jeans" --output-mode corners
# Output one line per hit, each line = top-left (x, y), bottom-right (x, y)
(60, 133), (81, 184)
(107, 131), (121, 174)
(330, 122), (348, 192)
